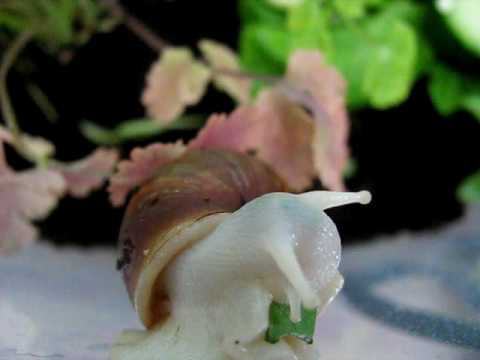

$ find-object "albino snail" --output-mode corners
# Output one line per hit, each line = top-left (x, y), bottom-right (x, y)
(112, 149), (371, 360)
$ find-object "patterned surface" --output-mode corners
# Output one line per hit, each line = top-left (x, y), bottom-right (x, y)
(1, 207), (479, 359)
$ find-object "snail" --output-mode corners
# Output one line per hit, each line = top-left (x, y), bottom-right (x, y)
(111, 149), (371, 360)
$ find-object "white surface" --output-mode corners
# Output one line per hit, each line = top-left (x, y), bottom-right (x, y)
(1, 207), (480, 359)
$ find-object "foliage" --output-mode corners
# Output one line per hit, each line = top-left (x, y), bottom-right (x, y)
(238, 0), (480, 115)
(0, 0), (117, 50)
(238, 0), (480, 201)
(0, 0), (120, 253)
(80, 116), (205, 146)
(457, 170), (480, 203)
(108, 48), (350, 205)
(1, 0), (480, 253)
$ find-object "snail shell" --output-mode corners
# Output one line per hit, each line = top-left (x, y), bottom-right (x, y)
(117, 149), (285, 328)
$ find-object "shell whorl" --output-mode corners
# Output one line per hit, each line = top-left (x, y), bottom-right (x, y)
(117, 149), (285, 328)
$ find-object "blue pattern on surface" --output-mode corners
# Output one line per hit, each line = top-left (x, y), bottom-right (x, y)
(343, 235), (480, 350)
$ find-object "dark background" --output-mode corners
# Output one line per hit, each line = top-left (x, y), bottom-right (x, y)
(7, 0), (480, 246)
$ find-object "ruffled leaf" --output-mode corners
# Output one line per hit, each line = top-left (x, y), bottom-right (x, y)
(108, 141), (186, 206)
(198, 39), (252, 104)
(0, 162), (66, 255)
(285, 50), (349, 190)
(189, 90), (315, 191)
(52, 148), (119, 198)
(141, 48), (211, 124)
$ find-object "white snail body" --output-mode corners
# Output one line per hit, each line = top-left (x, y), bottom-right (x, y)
(112, 189), (371, 360)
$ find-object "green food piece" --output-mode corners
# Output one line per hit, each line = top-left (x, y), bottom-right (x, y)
(457, 170), (480, 203)
(265, 301), (317, 344)
(80, 115), (204, 145)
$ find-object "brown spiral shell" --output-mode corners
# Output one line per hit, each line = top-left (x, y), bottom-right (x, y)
(117, 149), (285, 328)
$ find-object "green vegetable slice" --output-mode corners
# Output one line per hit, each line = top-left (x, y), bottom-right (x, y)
(265, 301), (317, 345)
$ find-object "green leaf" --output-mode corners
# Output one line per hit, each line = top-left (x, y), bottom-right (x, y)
(457, 170), (480, 203)
(462, 94), (480, 121)
(343, 158), (357, 179)
(428, 64), (464, 116)
(330, 2), (423, 110)
(80, 116), (205, 145)
(332, 0), (366, 20)
(362, 17), (418, 108)
(38, 0), (75, 45)
(428, 63), (480, 121)
(239, 23), (290, 74)
(265, 302), (317, 345)
(287, 0), (333, 58)
(0, 11), (27, 32)
(238, 0), (286, 26)
(331, 25), (370, 109)
(436, 0), (480, 56)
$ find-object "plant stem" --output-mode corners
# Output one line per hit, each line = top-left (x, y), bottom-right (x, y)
(101, 0), (169, 51)
(101, 0), (281, 86)
(0, 30), (33, 137)
(0, 30), (47, 165)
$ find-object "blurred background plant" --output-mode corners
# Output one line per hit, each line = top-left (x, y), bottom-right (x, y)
(1, 0), (479, 247)
(238, 0), (480, 202)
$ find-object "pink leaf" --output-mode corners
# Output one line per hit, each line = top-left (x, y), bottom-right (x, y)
(189, 90), (315, 191)
(52, 148), (119, 198)
(0, 166), (66, 255)
(108, 141), (186, 207)
(141, 48), (211, 123)
(198, 39), (252, 104)
(1, 129), (64, 254)
(285, 50), (349, 191)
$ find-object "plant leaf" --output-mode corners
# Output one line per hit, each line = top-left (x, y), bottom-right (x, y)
(141, 48), (211, 123)
(428, 63), (480, 120)
(362, 17), (418, 108)
(199, 39), (252, 104)
(265, 301), (317, 344)
(239, 23), (290, 74)
(239, 0), (286, 25)
(428, 63), (464, 116)
(0, 136), (66, 255)
(436, 0), (480, 56)
(108, 141), (186, 207)
(285, 50), (349, 191)
(457, 170), (480, 203)
(189, 90), (315, 191)
(287, 0), (333, 58)
(51, 148), (119, 198)
(80, 116), (205, 145)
